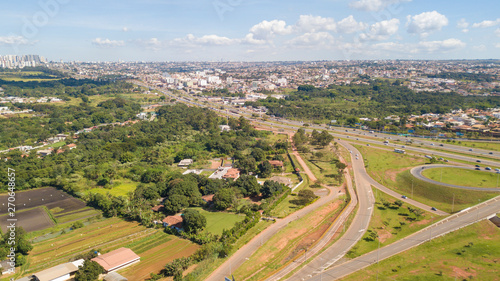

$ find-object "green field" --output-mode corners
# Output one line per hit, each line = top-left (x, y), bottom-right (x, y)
(356, 145), (499, 213)
(86, 179), (138, 197)
(189, 207), (246, 236)
(346, 187), (440, 258)
(422, 167), (500, 188)
(341, 220), (500, 281)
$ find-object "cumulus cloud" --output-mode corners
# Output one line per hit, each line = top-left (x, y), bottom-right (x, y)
(295, 15), (336, 32)
(241, 33), (267, 45)
(350, 0), (411, 12)
(359, 18), (400, 41)
(337, 15), (367, 33)
(471, 19), (500, 28)
(0, 35), (32, 45)
(457, 18), (469, 33)
(418, 38), (465, 52)
(407, 11), (448, 36)
(172, 34), (237, 46)
(248, 20), (293, 41)
(91, 38), (125, 47)
(287, 32), (334, 46)
(136, 38), (163, 51)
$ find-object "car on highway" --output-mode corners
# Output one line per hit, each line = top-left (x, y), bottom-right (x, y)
(495, 168), (500, 172)
(439, 144), (444, 146)
(469, 149), (473, 151)
(486, 167), (492, 170)
(402, 145), (406, 148)
(430, 143), (434, 145)
(475, 167), (481, 170)
(489, 152), (493, 155)
(438, 157), (444, 160)
(431, 207), (437, 211)
(475, 165), (480, 167)
(356, 138), (359, 140)
(476, 160), (481, 163)
(444, 159), (449, 162)
(366, 144), (370, 146)
(401, 195), (407, 199)
(346, 136), (349, 138)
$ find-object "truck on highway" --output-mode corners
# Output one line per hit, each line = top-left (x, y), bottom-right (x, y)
(394, 149), (406, 154)
(424, 155), (433, 159)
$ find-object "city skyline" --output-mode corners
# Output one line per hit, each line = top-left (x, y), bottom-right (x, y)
(0, 0), (499, 62)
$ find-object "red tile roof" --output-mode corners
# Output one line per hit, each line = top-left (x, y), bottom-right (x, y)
(162, 215), (183, 228)
(223, 168), (240, 179)
(202, 194), (215, 203)
(91, 248), (140, 272)
(268, 160), (284, 167)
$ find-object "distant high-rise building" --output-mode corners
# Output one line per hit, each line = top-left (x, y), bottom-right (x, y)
(0, 54), (46, 68)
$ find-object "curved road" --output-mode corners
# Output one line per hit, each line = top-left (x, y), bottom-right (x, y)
(411, 164), (500, 192)
(304, 195), (500, 280)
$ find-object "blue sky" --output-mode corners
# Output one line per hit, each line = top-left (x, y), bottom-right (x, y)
(0, 0), (499, 61)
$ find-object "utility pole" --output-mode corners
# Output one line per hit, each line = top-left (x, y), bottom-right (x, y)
(411, 178), (414, 199)
(452, 193), (455, 213)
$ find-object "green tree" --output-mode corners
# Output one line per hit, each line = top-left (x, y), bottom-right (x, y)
(74, 260), (105, 281)
(213, 188), (236, 210)
(258, 161), (273, 178)
(182, 209), (207, 234)
(262, 180), (284, 198)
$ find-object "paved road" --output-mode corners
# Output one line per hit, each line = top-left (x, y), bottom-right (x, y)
(410, 164), (500, 192)
(303, 195), (500, 281)
(278, 142), (374, 281)
(205, 135), (341, 281)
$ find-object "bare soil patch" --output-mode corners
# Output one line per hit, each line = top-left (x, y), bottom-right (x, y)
(0, 207), (54, 233)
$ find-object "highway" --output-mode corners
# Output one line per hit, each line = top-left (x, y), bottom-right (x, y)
(410, 164), (500, 191)
(303, 195), (500, 281)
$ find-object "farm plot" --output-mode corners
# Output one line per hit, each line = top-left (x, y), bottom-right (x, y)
(0, 187), (77, 214)
(0, 207), (54, 233)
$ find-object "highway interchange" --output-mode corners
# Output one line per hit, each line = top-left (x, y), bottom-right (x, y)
(140, 84), (500, 280)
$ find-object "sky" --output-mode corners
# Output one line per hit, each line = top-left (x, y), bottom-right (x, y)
(0, 0), (499, 62)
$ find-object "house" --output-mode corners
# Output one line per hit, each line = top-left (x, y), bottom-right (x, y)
(201, 194), (215, 204)
(36, 149), (52, 157)
(151, 205), (164, 212)
(104, 272), (128, 281)
(223, 168), (240, 180)
(55, 134), (69, 140)
(208, 167), (230, 179)
(67, 143), (77, 150)
(28, 259), (84, 281)
(162, 215), (183, 230)
(219, 125), (231, 132)
(178, 159), (193, 168)
(268, 160), (284, 168)
(91, 248), (140, 273)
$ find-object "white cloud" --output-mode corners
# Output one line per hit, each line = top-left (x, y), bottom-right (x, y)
(496, 28), (500, 37)
(495, 43), (500, 48)
(287, 32), (334, 46)
(407, 11), (448, 36)
(471, 19), (500, 28)
(242, 33), (267, 45)
(350, 0), (411, 12)
(457, 18), (469, 33)
(473, 45), (486, 51)
(91, 38), (125, 47)
(359, 18), (400, 41)
(172, 34), (237, 46)
(122, 27), (129, 32)
(337, 15), (367, 33)
(295, 15), (336, 32)
(0, 35), (32, 45)
(136, 38), (163, 51)
(418, 38), (465, 52)
(248, 20), (293, 40)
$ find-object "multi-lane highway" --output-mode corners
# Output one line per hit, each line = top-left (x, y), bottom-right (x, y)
(303, 195), (500, 280)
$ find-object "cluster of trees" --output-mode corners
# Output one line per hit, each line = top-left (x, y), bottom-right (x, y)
(246, 81), (500, 126)
(0, 227), (32, 267)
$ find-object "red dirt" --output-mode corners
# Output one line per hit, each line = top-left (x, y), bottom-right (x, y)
(377, 229), (393, 243)
(210, 160), (221, 169)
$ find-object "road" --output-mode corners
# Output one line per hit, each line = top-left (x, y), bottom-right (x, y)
(205, 134), (342, 281)
(304, 195), (500, 280)
(410, 164), (500, 191)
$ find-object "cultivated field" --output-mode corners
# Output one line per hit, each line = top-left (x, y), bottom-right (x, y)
(0, 187), (98, 233)
(15, 217), (198, 280)
(0, 207), (54, 233)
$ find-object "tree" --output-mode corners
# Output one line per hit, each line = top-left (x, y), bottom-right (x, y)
(182, 209), (207, 234)
(163, 194), (189, 214)
(262, 180), (284, 198)
(213, 188), (236, 210)
(74, 260), (105, 281)
(251, 148), (266, 162)
(258, 161), (273, 178)
(233, 175), (261, 196)
(1, 227), (32, 255)
(237, 157), (256, 174)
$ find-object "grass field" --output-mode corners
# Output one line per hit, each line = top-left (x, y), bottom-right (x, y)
(437, 139), (500, 152)
(340, 220), (500, 281)
(86, 179), (138, 197)
(422, 167), (500, 188)
(12, 217), (197, 281)
(233, 197), (346, 281)
(355, 145), (500, 213)
(189, 207), (246, 236)
(346, 187), (440, 258)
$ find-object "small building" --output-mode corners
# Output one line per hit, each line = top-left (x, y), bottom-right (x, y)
(219, 125), (231, 132)
(30, 259), (84, 281)
(268, 160), (284, 168)
(223, 168), (240, 180)
(151, 205), (164, 212)
(178, 159), (194, 168)
(91, 248), (140, 273)
(162, 215), (184, 230)
(201, 194), (215, 204)
(67, 143), (77, 150)
(37, 149), (52, 157)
